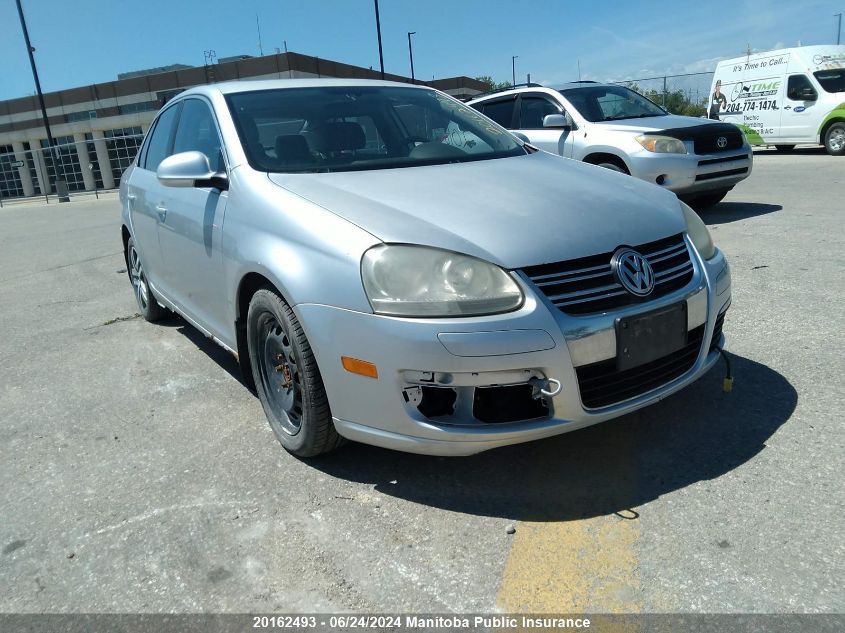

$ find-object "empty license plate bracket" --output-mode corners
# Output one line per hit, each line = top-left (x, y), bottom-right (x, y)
(616, 302), (688, 371)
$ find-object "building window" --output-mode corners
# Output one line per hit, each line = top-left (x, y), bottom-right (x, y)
(0, 145), (26, 199)
(22, 141), (41, 196)
(65, 110), (97, 123)
(156, 89), (184, 105)
(118, 101), (159, 115)
(40, 137), (86, 192)
(84, 132), (104, 189)
(104, 126), (143, 185)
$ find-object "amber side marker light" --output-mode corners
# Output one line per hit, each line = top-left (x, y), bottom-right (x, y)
(341, 356), (379, 379)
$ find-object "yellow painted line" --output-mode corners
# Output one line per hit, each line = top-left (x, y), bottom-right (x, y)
(497, 514), (643, 614)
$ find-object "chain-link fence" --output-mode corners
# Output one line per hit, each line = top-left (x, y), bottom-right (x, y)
(0, 130), (145, 207)
(611, 71), (715, 117)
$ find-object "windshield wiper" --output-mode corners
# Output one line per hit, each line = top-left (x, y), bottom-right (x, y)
(604, 113), (663, 121)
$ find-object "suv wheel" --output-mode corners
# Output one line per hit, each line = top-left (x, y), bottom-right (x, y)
(597, 161), (629, 174)
(247, 288), (344, 457)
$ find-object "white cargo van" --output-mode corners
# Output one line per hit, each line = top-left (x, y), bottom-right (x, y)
(709, 45), (845, 155)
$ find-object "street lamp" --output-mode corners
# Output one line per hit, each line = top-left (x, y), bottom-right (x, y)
(373, 0), (385, 79)
(836, 13), (842, 45)
(512, 55), (518, 86)
(15, 0), (69, 202)
(407, 31), (416, 83)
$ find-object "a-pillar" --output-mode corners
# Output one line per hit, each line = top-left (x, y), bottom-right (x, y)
(73, 133), (96, 191)
(91, 130), (115, 190)
(28, 136), (51, 194)
(11, 141), (34, 197)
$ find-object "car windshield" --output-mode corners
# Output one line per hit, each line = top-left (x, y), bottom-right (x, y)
(813, 70), (845, 93)
(559, 85), (666, 122)
(225, 86), (525, 173)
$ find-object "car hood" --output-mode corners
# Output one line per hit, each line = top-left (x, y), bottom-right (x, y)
(267, 151), (686, 269)
(594, 114), (718, 134)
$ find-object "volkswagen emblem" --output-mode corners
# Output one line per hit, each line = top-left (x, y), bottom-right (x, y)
(611, 248), (655, 296)
(717, 136), (728, 149)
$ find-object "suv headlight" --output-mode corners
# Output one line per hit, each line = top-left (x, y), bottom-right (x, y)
(680, 201), (716, 260)
(361, 244), (524, 317)
(635, 134), (687, 154)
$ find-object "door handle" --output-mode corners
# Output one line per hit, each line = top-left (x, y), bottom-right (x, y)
(127, 193), (137, 200)
(155, 205), (168, 221)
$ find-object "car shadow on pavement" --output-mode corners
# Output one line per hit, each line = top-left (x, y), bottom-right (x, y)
(309, 353), (797, 522)
(704, 202), (782, 224)
(157, 314), (250, 389)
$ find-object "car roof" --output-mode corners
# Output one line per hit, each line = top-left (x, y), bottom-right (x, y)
(177, 78), (432, 99)
(468, 81), (616, 102)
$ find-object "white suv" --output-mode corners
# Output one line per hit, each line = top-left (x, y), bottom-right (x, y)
(468, 82), (753, 208)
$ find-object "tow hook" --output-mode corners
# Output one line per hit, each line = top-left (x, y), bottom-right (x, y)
(717, 347), (733, 392)
(529, 377), (562, 400)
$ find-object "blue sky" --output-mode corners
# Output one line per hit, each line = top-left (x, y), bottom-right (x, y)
(1, 0), (843, 101)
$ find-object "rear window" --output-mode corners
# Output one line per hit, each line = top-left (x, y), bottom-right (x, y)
(814, 70), (845, 93)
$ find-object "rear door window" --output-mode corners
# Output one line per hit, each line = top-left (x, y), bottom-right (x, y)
(481, 97), (517, 128)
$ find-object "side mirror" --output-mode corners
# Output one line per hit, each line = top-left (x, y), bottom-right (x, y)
(800, 87), (817, 101)
(157, 151), (228, 189)
(542, 114), (571, 130)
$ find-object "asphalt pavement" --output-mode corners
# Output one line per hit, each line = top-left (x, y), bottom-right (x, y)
(0, 149), (842, 615)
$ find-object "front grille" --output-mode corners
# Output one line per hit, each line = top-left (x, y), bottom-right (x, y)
(522, 233), (694, 316)
(695, 167), (749, 182)
(697, 154), (748, 167)
(575, 324), (705, 409)
(693, 129), (744, 154)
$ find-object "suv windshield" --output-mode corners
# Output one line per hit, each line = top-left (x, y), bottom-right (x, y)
(559, 85), (666, 122)
(813, 70), (845, 93)
(226, 86), (525, 173)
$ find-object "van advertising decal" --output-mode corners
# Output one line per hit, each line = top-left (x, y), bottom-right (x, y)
(818, 103), (845, 134)
(710, 52), (790, 143)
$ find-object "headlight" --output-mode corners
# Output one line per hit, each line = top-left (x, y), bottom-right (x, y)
(680, 201), (716, 260)
(635, 134), (687, 154)
(361, 244), (524, 317)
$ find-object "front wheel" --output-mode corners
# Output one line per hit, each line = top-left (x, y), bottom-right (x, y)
(247, 288), (344, 457)
(824, 123), (845, 156)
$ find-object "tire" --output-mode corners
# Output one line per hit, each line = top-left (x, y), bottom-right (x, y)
(126, 236), (167, 322)
(824, 122), (845, 156)
(246, 287), (343, 457)
(597, 161), (628, 174)
(774, 145), (795, 152)
(686, 189), (730, 210)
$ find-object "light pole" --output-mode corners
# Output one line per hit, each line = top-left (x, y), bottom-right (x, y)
(407, 31), (416, 83)
(16, 0), (69, 202)
(512, 55), (518, 86)
(836, 13), (842, 45)
(373, 0), (385, 79)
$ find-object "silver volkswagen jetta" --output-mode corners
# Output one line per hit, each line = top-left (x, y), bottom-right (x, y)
(120, 79), (731, 457)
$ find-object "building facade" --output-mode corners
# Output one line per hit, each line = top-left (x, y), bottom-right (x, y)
(0, 52), (487, 199)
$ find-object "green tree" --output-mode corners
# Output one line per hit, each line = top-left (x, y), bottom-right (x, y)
(475, 76), (512, 91)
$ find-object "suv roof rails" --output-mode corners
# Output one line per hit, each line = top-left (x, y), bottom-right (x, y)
(567, 80), (598, 84)
(462, 82), (544, 102)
